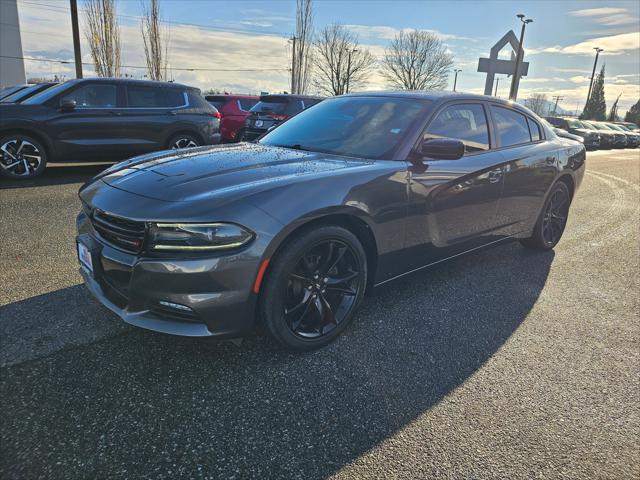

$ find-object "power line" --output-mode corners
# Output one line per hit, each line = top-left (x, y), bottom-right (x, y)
(0, 54), (289, 72)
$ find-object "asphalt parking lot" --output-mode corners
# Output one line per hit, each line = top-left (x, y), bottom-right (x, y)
(1, 150), (639, 479)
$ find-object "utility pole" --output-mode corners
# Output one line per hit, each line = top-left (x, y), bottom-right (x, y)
(494, 76), (500, 96)
(290, 36), (297, 94)
(585, 47), (603, 106)
(453, 69), (461, 92)
(509, 14), (533, 101)
(552, 95), (564, 114)
(70, 0), (82, 78)
(345, 48), (358, 94)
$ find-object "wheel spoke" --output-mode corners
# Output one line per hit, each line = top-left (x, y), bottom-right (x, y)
(326, 271), (358, 286)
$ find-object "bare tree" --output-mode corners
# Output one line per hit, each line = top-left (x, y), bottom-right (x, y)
(381, 30), (453, 90)
(141, 0), (169, 81)
(525, 93), (548, 116)
(313, 24), (374, 96)
(292, 0), (313, 94)
(83, 0), (121, 77)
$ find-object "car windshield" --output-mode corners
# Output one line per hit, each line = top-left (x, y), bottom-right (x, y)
(606, 124), (624, 131)
(0, 84), (52, 103)
(567, 119), (583, 128)
(260, 96), (431, 160)
(23, 81), (74, 104)
(581, 121), (598, 130)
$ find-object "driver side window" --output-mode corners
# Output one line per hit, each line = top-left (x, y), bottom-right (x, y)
(423, 103), (490, 153)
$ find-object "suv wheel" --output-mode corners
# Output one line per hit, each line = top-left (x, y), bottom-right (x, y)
(0, 134), (47, 179)
(260, 226), (367, 351)
(169, 134), (200, 150)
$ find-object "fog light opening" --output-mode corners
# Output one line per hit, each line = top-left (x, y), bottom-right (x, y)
(158, 300), (193, 312)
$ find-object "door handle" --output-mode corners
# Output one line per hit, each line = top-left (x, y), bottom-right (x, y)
(109, 111), (121, 116)
(488, 168), (503, 183)
(168, 111), (177, 116)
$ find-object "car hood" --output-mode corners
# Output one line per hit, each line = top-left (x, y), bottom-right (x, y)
(97, 143), (373, 203)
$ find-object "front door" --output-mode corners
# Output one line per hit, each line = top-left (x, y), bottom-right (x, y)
(45, 82), (125, 161)
(405, 102), (506, 267)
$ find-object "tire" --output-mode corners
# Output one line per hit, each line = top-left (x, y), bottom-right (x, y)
(520, 181), (571, 251)
(167, 133), (200, 150)
(0, 134), (48, 179)
(260, 225), (368, 351)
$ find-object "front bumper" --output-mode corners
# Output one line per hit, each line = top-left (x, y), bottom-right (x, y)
(76, 213), (261, 338)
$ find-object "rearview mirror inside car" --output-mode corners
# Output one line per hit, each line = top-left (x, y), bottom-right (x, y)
(59, 98), (76, 112)
(419, 138), (465, 160)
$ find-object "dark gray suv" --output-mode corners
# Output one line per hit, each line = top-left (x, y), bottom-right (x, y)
(0, 78), (221, 179)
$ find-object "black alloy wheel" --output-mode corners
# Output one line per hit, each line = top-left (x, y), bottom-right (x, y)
(261, 226), (367, 350)
(520, 181), (571, 251)
(0, 135), (47, 179)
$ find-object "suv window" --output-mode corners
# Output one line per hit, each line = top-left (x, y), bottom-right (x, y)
(423, 103), (490, 152)
(491, 106), (531, 147)
(126, 86), (185, 108)
(64, 84), (117, 108)
(238, 99), (257, 111)
(251, 100), (288, 115)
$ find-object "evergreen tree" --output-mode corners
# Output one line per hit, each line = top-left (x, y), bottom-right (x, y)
(624, 99), (640, 127)
(581, 65), (607, 120)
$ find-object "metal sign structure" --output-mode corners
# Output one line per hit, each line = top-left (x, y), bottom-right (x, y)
(477, 30), (529, 97)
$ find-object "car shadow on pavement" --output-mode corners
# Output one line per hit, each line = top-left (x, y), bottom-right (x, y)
(1, 242), (554, 479)
(0, 163), (110, 189)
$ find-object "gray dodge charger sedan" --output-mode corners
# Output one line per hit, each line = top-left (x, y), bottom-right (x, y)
(76, 92), (585, 350)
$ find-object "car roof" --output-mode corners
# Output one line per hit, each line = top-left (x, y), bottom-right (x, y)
(260, 94), (324, 101)
(60, 77), (195, 90)
(205, 94), (258, 99)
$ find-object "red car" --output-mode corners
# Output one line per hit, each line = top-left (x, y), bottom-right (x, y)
(205, 94), (259, 142)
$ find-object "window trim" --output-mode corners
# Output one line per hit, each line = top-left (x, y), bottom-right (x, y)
(487, 104), (546, 151)
(56, 82), (121, 110)
(414, 100), (493, 158)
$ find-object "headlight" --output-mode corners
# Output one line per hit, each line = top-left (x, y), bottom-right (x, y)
(148, 223), (254, 251)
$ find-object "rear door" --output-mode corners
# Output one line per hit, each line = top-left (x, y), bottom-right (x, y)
(118, 85), (189, 155)
(45, 82), (125, 160)
(407, 102), (506, 260)
(490, 105), (557, 235)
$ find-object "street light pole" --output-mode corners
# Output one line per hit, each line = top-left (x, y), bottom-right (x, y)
(509, 14), (533, 101)
(70, 0), (82, 78)
(453, 69), (461, 91)
(585, 47), (603, 106)
(290, 36), (297, 94)
(494, 76), (500, 96)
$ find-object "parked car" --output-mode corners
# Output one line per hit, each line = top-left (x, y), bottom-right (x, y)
(76, 92), (585, 351)
(604, 122), (639, 148)
(0, 82), (56, 104)
(579, 121), (615, 149)
(240, 94), (323, 141)
(545, 116), (600, 150)
(593, 122), (627, 148)
(0, 78), (221, 179)
(552, 127), (584, 144)
(205, 94), (258, 142)
(614, 121), (640, 133)
(0, 84), (30, 101)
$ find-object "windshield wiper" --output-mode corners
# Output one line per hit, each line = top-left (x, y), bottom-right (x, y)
(274, 144), (312, 151)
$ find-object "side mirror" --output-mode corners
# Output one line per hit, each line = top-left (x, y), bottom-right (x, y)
(59, 98), (76, 112)
(419, 138), (465, 160)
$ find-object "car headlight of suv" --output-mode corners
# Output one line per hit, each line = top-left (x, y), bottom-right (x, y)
(148, 223), (254, 251)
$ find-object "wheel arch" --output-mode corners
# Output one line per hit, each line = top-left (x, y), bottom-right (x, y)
(260, 207), (379, 296)
(556, 173), (575, 199)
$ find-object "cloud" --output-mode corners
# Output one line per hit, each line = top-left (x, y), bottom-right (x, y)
(570, 7), (637, 27)
(344, 24), (472, 42)
(529, 32), (640, 56)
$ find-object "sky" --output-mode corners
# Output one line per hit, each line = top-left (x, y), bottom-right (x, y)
(11, 0), (640, 115)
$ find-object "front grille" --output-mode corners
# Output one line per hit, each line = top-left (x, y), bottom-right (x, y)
(91, 210), (146, 253)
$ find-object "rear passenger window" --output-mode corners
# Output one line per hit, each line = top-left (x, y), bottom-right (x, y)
(127, 86), (185, 108)
(527, 117), (541, 141)
(491, 106), (531, 147)
(423, 103), (490, 152)
(64, 84), (117, 108)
